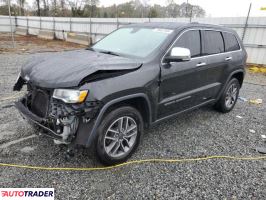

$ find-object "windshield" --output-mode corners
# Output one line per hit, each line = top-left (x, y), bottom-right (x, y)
(92, 27), (173, 58)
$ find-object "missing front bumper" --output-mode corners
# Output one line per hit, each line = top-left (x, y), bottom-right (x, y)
(15, 100), (62, 140)
(15, 97), (102, 147)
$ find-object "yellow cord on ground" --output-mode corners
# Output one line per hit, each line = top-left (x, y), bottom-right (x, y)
(0, 156), (265, 171)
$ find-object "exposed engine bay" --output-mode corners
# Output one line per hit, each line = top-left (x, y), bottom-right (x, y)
(15, 82), (101, 147)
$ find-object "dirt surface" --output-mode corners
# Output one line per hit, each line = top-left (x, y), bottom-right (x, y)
(0, 36), (266, 199)
(0, 33), (85, 54)
(245, 72), (266, 85)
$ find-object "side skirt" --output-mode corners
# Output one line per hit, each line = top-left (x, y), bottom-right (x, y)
(151, 99), (216, 126)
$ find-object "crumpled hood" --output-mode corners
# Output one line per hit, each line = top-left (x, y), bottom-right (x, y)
(21, 50), (142, 88)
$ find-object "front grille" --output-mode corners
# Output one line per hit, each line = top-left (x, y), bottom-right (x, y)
(31, 89), (49, 118)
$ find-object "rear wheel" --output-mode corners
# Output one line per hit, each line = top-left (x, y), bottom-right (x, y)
(214, 78), (240, 113)
(96, 106), (143, 166)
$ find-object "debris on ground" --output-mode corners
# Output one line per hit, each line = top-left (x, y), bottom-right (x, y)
(249, 98), (263, 105)
(255, 134), (266, 154)
(20, 146), (35, 154)
(255, 147), (266, 154)
(238, 96), (248, 102)
(236, 115), (243, 119)
(238, 96), (263, 105)
(248, 64), (266, 74)
(249, 129), (256, 133)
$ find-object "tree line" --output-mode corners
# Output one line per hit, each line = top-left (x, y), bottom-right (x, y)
(0, 0), (205, 18)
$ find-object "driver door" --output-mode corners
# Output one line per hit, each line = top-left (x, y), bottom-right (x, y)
(158, 29), (208, 119)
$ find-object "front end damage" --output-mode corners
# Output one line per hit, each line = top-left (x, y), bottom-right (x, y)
(12, 48), (143, 160)
(14, 78), (102, 151)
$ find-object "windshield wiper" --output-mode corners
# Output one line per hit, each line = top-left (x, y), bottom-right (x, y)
(86, 47), (95, 51)
(86, 48), (121, 56)
(98, 50), (120, 56)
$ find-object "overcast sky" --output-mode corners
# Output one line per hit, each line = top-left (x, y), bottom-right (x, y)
(99, 0), (266, 17)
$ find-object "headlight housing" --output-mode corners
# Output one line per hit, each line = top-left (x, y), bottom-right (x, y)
(53, 89), (88, 103)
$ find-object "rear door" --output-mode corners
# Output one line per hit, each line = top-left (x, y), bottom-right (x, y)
(222, 31), (243, 79)
(200, 30), (228, 99)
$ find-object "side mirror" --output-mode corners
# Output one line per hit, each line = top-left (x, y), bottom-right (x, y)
(164, 47), (191, 63)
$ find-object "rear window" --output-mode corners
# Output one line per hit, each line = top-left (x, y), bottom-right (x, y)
(173, 30), (201, 58)
(223, 32), (240, 52)
(203, 31), (224, 55)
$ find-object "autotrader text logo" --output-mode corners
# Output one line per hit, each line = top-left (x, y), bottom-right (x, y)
(0, 188), (54, 200)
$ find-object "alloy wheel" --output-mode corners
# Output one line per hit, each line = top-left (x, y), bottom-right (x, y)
(104, 116), (138, 158)
(225, 83), (238, 109)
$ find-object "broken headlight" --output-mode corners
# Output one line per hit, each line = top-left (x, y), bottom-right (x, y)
(53, 89), (88, 103)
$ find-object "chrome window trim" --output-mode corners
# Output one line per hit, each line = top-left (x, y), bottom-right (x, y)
(161, 28), (242, 64)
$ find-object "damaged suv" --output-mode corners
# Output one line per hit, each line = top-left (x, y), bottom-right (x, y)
(14, 22), (246, 165)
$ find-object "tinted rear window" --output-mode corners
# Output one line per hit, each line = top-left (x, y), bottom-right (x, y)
(173, 30), (201, 58)
(223, 32), (240, 51)
(203, 31), (224, 55)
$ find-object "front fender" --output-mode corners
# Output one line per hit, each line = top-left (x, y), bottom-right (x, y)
(74, 93), (152, 147)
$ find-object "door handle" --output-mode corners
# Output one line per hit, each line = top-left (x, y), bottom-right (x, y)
(196, 62), (206, 67)
(225, 56), (232, 61)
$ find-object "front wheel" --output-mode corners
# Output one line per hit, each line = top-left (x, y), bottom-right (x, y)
(96, 106), (143, 166)
(214, 78), (240, 113)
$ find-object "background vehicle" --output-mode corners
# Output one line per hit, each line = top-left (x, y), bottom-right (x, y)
(14, 22), (247, 165)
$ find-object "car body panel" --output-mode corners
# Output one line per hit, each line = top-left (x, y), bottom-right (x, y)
(20, 49), (142, 88)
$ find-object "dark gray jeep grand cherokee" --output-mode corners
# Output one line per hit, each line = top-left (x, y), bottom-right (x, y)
(14, 22), (247, 165)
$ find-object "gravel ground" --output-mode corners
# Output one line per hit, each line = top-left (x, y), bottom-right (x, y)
(0, 52), (265, 199)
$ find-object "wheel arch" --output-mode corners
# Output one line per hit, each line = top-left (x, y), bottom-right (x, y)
(216, 69), (245, 101)
(85, 93), (152, 147)
(105, 97), (151, 128)
(231, 71), (244, 87)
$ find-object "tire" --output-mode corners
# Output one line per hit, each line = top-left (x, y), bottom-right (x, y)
(214, 78), (240, 113)
(96, 106), (143, 166)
